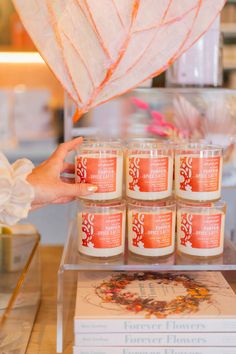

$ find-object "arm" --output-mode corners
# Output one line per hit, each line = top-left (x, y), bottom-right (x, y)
(0, 137), (97, 225)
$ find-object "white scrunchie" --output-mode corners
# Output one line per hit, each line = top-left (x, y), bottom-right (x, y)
(0, 152), (35, 225)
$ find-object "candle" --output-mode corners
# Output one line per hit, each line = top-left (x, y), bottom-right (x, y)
(78, 200), (126, 258)
(128, 199), (176, 257)
(175, 144), (223, 201)
(75, 140), (123, 200)
(177, 200), (226, 257)
(126, 140), (173, 200)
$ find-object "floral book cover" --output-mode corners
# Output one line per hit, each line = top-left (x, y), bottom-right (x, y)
(74, 271), (236, 333)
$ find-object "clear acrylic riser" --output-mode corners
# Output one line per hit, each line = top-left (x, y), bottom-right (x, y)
(0, 232), (41, 354)
(64, 87), (236, 142)
(57, 219), (236, 353)
(60, 87), (236, 352)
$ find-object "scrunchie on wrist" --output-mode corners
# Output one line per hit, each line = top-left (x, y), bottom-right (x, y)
(0, 152), (35, 225)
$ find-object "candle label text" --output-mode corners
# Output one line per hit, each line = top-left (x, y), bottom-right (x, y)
(180, 213), (222, 249)
(132, 212), (172, 248)
(179, 156), (220, 192)
(81, 212), (122, 248)
(76, 157), (117, 193)
(129, 157), (168, 192)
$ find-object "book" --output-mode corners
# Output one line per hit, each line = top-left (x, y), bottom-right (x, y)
(74, 271), (236, 333)
(74, 332), (236, 347)
(73, 348), (236, 354)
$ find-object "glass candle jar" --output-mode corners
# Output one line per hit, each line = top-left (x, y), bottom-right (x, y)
(75, 140), (123, 200)
(126, 140), (173, 200)
(175, 144), (223, 201)
(78, 200), (126, 258)
(177, 200), (226, 257)
(128, 199), (176, 257)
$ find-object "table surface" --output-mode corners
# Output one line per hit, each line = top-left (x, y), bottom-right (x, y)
(26, 246), (236, 354)
(26, 246), (65, 354)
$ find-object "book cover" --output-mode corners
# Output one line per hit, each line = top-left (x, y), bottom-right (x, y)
(73, 348), (236, 354)
(74, 271), (236, 333)
(74, 332), (236, 347)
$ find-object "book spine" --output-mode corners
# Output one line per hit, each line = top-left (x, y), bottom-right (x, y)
(74, 318), (236, 333)
(73, 347), (236, 354)
(74, 333), (236, 347)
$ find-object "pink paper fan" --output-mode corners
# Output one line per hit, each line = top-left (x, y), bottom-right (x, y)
(13, 0), (226, 121)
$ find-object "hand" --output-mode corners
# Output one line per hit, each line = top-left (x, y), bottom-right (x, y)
(27, 137), (97, 210)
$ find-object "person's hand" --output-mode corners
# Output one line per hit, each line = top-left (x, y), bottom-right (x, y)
(27, 137), (97, 210)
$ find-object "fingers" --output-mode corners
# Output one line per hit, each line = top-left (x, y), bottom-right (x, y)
(51, 137), (83, 162)
(61, 176), (75, 184)
(62, 162), (75, 174)
(60, 182), (98, 198)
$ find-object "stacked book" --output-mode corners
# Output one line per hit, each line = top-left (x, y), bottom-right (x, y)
(73, 271), (236, 354)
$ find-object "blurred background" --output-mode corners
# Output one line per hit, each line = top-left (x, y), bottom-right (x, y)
(1, 1), (236, 243)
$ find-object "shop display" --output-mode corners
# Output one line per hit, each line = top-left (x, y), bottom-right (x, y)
(1, 224), (38, 271)
(0, 90), (16, 150)
(166, 16), (222, 87)
(75, 138), (227, 261)
(126, 140), (173, 200)
(73, 271), (236, 349)
(177, 201), (226, 257)
(77, 200), (126, 258)
(75, 140), (123, 201)
(127, 199), (176, 257)
(13, 89), (55, 143)
(175, 144), (223, 201)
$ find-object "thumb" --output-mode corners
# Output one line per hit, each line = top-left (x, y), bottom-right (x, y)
(60, 182), (98, 198)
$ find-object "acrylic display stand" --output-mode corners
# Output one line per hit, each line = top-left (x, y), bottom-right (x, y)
(58, 88), (236, 353)
(57, 219), (236, 353)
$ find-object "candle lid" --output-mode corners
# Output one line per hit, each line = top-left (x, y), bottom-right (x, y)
(127, 198), (175, 209)
(78, 199), (126, 209)
(126, 139), (173, 151)
(76, 139), (123, 152)
(177, 199), (226, 210)
(175, 143), (223, 155)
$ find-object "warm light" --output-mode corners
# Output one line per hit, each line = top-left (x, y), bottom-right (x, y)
(0, 52), (45, 64)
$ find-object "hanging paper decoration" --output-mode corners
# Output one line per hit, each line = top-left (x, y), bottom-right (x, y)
(13, 0), (226, 121)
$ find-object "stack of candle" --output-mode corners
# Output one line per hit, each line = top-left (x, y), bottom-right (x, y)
(75, 140), (126, 258)
(75, 139), (226, 259)
(175, 144), (226, 258)
(125, 139), (176, 258)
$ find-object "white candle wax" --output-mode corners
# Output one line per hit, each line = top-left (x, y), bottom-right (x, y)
(78, 207), (126, 258)
(126, 154), (173, 200)
(177, 203), (225, 257)
(128, 201), (176, 257)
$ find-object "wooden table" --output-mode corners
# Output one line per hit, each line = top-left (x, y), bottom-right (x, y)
(26, 246), (64, 354)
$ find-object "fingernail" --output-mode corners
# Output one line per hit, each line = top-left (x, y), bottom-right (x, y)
(87, 185), (98, 192)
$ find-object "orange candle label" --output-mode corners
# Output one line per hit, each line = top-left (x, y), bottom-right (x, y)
(81, 213), (122, 248)
(132, 212), (172, 248)
(129, 157), (168, 192)
(76, 157), (116, 193)
(179, 156), (220, 192)
(180, 213), (222, 249)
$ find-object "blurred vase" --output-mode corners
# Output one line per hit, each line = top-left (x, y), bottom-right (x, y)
(166, 16), (222, 87)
